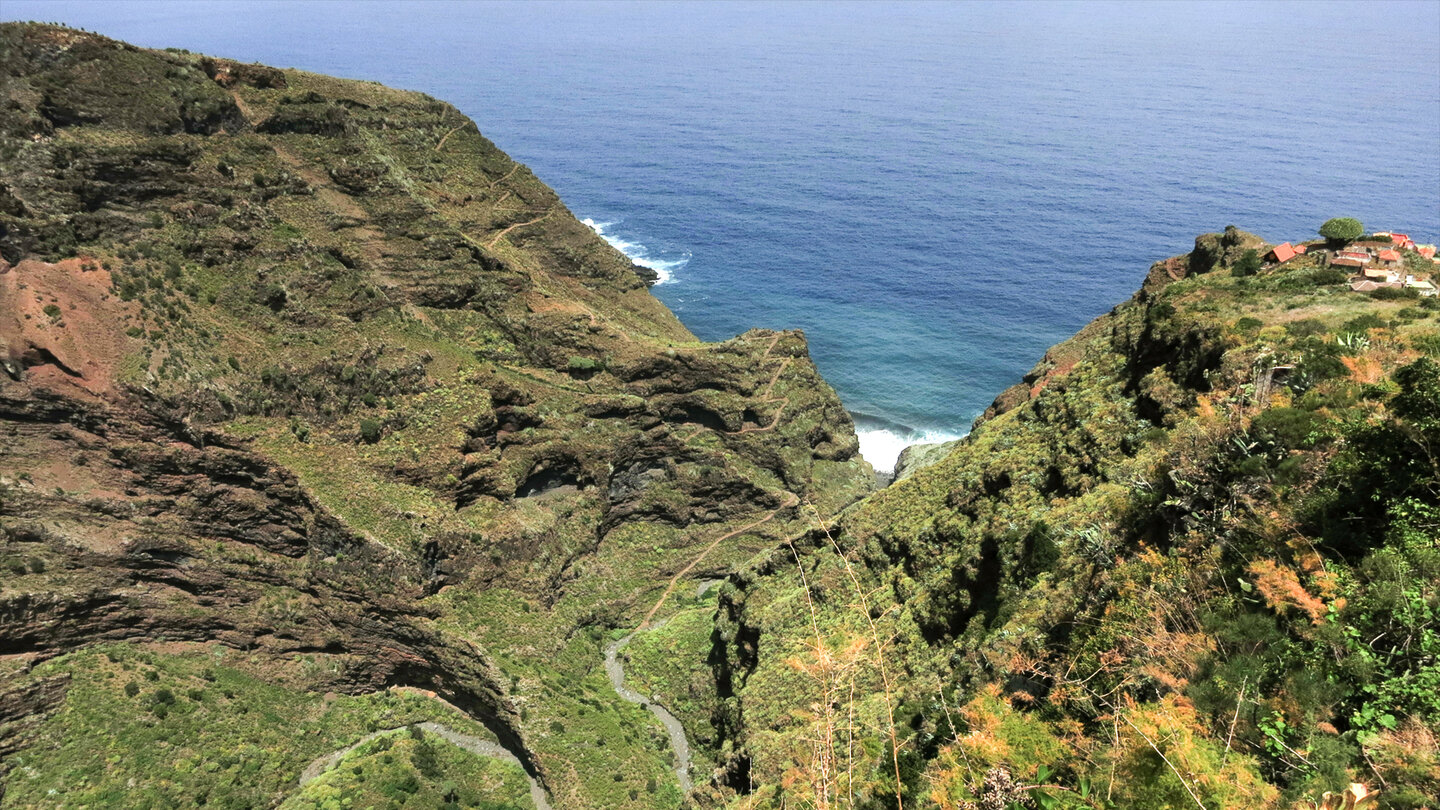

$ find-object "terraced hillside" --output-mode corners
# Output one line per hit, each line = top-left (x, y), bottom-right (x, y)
(0, 23), (872, 809)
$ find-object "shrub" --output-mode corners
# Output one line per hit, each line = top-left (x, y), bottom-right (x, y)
(358, 418), (383, 443)
(1342, 314), (1387, 333)
(124, 682), (140, 697)
(259, 283), (287, 311)
(1231, 249), (1262, 277)
(565, 356), (601, 378)
(1370, 286), (1419, 301)
(410, 735), (441, 778)
(1252, 407), (1326, 450)
(1319, 217), (1363, 245)
(1309, 268), (1349, 286)
(43, 304), (62, 321)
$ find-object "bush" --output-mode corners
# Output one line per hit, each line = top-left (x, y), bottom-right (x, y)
(1309, 268), (1349, 286)
(358, 418), (382, 443)
(1319, 217), (1363, 244)
(1231, 249), (1262, 277)
(1342, 314), (1387, 333)
(410, 735), (442, 778)
(1370, 286), (1420, 301)
(1252, 407), (1326, 450)
(124, 681), (140, 697)
(565, 356), (601, 378)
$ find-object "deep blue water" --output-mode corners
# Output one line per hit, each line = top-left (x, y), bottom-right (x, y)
(6, 1), (1439, 469)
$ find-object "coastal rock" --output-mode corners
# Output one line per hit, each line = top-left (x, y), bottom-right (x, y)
(892, 438), (963, 481)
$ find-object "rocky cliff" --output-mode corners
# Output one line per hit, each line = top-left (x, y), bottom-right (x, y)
(702, 228), (1440, 809)
(4, 23), (1438, 810)
(0, 23), (872, 809)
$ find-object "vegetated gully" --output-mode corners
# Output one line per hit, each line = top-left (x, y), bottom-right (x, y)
(302, 333), (806, 803)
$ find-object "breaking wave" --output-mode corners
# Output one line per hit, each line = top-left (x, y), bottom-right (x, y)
(583, 218), (689, 284)
(851, 412), (965, 475)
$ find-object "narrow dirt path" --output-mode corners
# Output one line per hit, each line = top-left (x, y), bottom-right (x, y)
(486, 209), (553, 249)
(603, 489), (800, 796)
(489, 163), (521, 188)
(296, 722), (552, 810)
(435, 120), (474, 152)
(640, 492), (798, 630)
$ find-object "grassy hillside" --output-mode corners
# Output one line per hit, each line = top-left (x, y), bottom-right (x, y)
(0, 23), (871, 809)
(2, 22), (1436, 810)
(707, 228), (1440, 809)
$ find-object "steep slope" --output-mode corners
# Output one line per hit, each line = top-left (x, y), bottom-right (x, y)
(701, 229), (1440, 809)
(0, 24), (873, 808)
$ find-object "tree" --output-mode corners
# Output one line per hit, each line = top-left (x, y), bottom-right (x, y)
(1318, 217), (1363, 245)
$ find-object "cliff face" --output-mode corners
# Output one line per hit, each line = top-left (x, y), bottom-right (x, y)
(5, 23), (1438, 810)
(0, 24), (872, 808)
(710, 231), (1440, 808)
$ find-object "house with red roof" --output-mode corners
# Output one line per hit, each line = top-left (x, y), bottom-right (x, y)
(1376, 248), (1402, 266)
(1418, 245), (1436, 259)
(1267, 243), (1297, 263)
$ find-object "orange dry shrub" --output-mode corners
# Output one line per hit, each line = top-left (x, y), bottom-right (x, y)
(1248, 559), (1328, 623)
(924, 685), (1072, 810)
(1341, 354), (1386, 384)
(1101, 694), (1281, 809)
(1358, 717), (1440, 807)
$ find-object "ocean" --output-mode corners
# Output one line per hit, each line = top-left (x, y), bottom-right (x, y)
(5, 0), (1438, 471)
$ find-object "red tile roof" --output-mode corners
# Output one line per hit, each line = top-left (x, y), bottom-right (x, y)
(1294, 244), (1308, 254)
(1378, 249), (1402, 262)
(1268, 243), (1297, 263)
(1331, 258), (1365, 269)
(1420, 246), (1437, 259)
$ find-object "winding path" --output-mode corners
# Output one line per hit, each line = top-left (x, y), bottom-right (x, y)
(603, 487), (800, 796)
(297, 722), (552, 810)
(603, 626), (694, 794)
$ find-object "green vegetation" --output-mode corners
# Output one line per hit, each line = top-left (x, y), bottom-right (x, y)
(1232, 247), (1263, 276)
(3, 645), (528, 809)
(3, 22), (1436, 810)
(281, 729), (536, 810)
(1319, 216), (1364, 245)
(0, 22), (870, 810)
(709, 228), (1440, 809)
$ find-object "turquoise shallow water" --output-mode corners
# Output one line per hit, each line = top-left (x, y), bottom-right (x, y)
(6, 0), (1438, 470)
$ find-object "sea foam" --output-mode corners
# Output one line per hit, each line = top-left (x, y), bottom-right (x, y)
(854, 421), (965, 475)
(583, 218), (688, 284)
